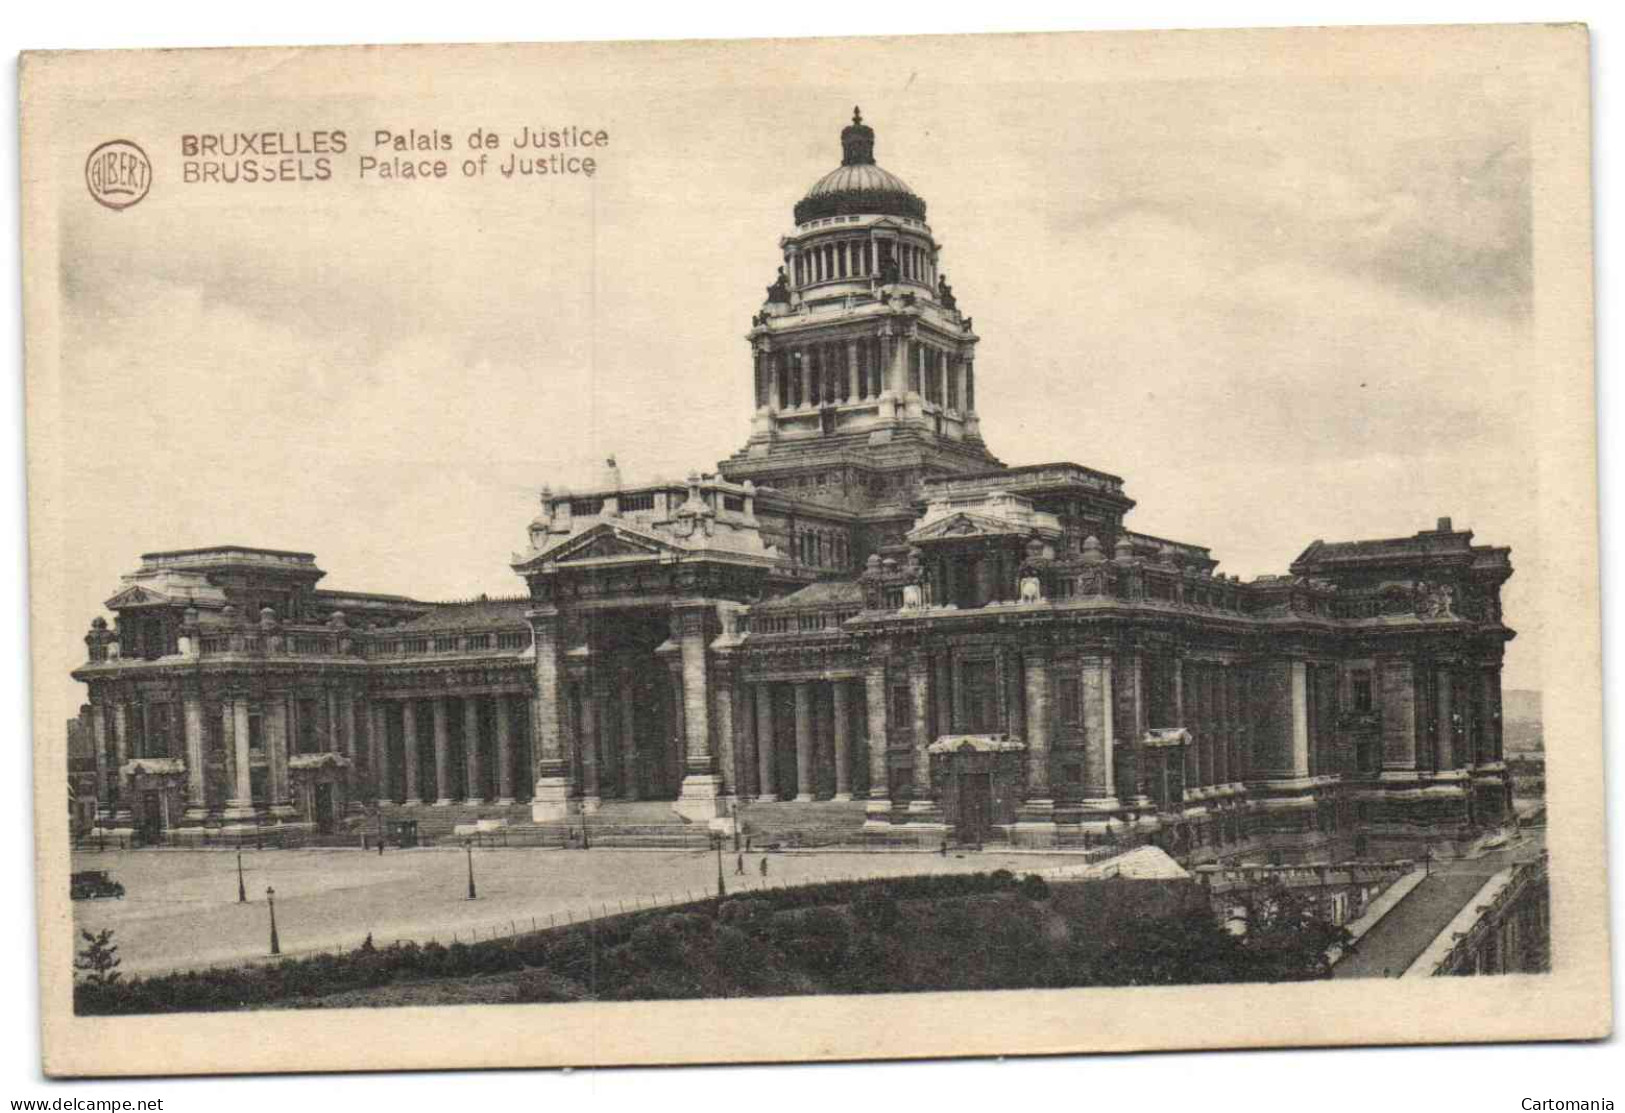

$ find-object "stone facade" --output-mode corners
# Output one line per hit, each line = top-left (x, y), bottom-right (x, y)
(71, 110), (1515, 863)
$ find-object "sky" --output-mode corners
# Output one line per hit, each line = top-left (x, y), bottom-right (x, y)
(33, 50), (1539, 735)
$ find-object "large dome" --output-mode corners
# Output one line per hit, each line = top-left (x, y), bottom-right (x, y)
(793, 108), (927, 224)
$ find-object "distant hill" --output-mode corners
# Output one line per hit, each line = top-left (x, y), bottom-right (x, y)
(1503, 689), (1543, 752)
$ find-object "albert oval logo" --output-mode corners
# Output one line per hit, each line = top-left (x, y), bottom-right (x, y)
(85, 140), (152, 210)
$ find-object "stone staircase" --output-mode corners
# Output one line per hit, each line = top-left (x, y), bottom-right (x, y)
(365, 802), (533, 841)
(736, 799), (869, 846)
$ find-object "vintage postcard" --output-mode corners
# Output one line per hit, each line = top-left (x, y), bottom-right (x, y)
(21, 24), (1607, 1076)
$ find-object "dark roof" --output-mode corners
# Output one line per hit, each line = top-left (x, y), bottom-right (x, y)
(398, 597), (532, 631)
(1294, 528), (1475, 570)
(752, 580), (865, 612)
(794, 111), (925, 224)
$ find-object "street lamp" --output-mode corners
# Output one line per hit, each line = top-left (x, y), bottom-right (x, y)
(236, 849), (247, 903)
(731, 799), (741, 853)
(266, 885), (281, 956)
(465, 839), (478, 900)
(714, 833), (727, 900)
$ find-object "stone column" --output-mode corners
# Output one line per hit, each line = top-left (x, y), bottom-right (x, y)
(674, 604), (725, 820)
(1023, 650), (1052, 801)
(344, 694), (361, 810)
(755, 683), (777, 801)
(934, 653), (954, 737)
(846, 339), (859, 400)
(832, 679), (853, 800)
(864, 664), (891, 820)
(327, 687), (341, 754)
(1482, 666), (1504, 763)
(224, 697), (255, 820)
(619, 677), (639, 801)
(528, 608), (573, 820)
(1080, 655), (1118, 810)
(464, 696), (484, 803)
(732, 683), (755, 799)
(495, 695), (516, 804)
(908, 655), (932, 800)
(1379, 658), (1419, 774)
(578, 681), (600, 811)
(90, 703), (110, 819)
(1435, 666), (1455, 772)
(430, 697), (452, 805)
(793, 682), (815, 802)
(111, 701), (131, 821)
(180, 692), (206, 821)
(267, 695), (294, 818)
(371, 701), (390, 805)
(712, 663), (737, 800)
(1005, 651), (1025, 742)
(402, 699), (422, 805)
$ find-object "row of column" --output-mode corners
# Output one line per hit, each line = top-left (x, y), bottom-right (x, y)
(761, 339), (885, 411)
(737, 678), (868, 802)
(1377, 659), (1505, 774)
(370, 694), (526, 806)
(731, 649), (1123, 810)
(788, 237), (934, 290)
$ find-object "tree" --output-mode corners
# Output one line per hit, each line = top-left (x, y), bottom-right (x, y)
(1234, 882), (1352, 981)
(74, 928), (121, 986)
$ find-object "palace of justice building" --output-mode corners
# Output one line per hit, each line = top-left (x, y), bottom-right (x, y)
(70, 110), (1516, 863)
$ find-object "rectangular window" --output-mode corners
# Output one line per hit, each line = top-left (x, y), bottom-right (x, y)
(497, 631), (528, 650)
(297, 698), (318, 753)
(890, 684), (912, 731)
(1352, 670), (1373, 713)
(621, 492), (655, 512)
(963, 659), (999, 733)
(1054, 676), (1082, 733)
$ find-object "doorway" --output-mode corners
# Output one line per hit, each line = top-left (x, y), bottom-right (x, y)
(140, 790), (164, 845)
(956, 772), (991, 844)
(314, 782), (336, 834)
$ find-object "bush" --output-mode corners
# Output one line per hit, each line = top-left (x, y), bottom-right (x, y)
(1018, 874), (1052, 901)
(511, 968), (592, 1003)
(852, 890), (901, 932)
(768, 906), (851, 976)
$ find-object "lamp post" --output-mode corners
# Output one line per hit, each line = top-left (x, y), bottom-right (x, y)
(266, 885), (281, 956)
(236, 849), (247, 903)
(581, 808), (591, 850)
(731, 798), (741, 854)
(714, 833), (726, 899)
(465, 839), (478, 900)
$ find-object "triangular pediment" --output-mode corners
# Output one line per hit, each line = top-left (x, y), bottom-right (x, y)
(907, 511), (1023, 543)
(545, 523), (678, 564)
(105, 585), (170, 609)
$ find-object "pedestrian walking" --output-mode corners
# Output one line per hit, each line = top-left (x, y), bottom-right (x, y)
(759, 856), (769, 878)
(735, 853), (745, 875)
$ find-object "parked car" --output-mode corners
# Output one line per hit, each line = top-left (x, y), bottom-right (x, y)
(70, 870), (125, 900)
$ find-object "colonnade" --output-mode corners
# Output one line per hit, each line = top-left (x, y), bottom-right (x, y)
(788, 236), (935, 291)
(371, 692), (532, 807)
(754, 337), (974, 419)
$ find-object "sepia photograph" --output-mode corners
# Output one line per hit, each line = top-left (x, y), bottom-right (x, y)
(17, 20), (1607, 1078)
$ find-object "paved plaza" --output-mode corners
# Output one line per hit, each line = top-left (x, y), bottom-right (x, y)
(70, 845), (1088, 976)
